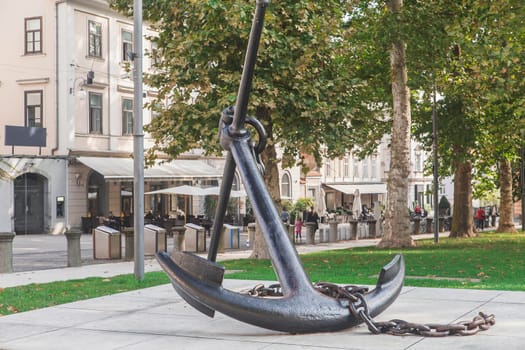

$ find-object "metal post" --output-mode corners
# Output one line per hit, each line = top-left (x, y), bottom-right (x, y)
(133, 0), (145, 280)
(521, 130), (525, 231)
(432, 83), (439, 243)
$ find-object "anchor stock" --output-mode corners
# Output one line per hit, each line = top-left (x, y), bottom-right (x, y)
(156, 0), (405, 333)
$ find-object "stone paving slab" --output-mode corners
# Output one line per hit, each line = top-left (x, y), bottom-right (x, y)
(1, 280), (522, 350)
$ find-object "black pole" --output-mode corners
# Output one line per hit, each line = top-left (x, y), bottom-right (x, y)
(521, 129), (525, 231)
(207, 0), (269, 261)
(432, 83), (439, 243)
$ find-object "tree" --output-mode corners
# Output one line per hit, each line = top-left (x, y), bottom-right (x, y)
(378, 0), (414, 248)
(410, 0), (525, 237)
(110, 0), (370, 257)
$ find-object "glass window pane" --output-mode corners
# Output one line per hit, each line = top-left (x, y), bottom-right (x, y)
(27, 92), (41, 105)
(26, 18), (40, 30)
(122, 30), (132, 41)
(90, 93), (101, 106)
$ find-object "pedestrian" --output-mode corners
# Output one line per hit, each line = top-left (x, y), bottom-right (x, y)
(295, 217), (304, 241)
(281, 207), (289, 224)
(476, 207), (486, 231)
(306, 206), (319, 232)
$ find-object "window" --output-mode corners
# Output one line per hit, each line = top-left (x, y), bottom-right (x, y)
(25, 17), (42, 54)
(89, 92), (102, 134)
(371, 155), (377, 179)
(353, 158), (359, 178)
(88, 21), (102, 58)
(122, 98), (133, 135)
(25, 90), (43, 127)
(281, 173), (291, 198)
(343, 157), (349, 177)
(415, 151), (422, 172)
(325, 161), (331, 177)
(122, 30), (133, 61)
(362, 159), (369, 178)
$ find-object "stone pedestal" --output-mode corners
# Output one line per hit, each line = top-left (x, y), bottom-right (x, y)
(305, 222), (317, 245)
(425, 217), (433, 233)
(328, 221), (338, 242)
(439, 217), (445, 232)
(65, 229), (82, 267)
(171, 226), (186, 254)
(412, 217), (421, 235)
(247, 223), (256, 248)
(349, 220), (358, 240)
(121, 227), (134, 260)
(368, 219), (377, 238)
(0, 232), (15, 273)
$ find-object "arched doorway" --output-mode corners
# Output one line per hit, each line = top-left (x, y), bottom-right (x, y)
(14, 173), (46, 234)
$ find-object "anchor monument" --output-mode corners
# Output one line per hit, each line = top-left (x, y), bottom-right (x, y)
(156, 0), (405, 334)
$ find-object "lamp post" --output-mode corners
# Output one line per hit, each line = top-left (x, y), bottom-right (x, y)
(133, 0), (144, 280)
(520, 130), (525, 231)
(432, 82), (439, 243)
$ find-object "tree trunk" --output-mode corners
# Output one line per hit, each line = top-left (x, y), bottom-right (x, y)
(497, 158), (517, 233)
(378, 0), (414, 248)
(449, 160), (476, 237)
(249, 106), (280, 259)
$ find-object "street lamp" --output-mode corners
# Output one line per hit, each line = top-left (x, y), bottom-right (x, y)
(520, 130), (525, 231)
(432, 82), (439, 243)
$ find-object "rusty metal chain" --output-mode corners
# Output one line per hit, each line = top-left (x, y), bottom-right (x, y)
(243, 282), (496, 337)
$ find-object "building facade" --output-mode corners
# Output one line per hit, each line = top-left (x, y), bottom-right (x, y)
(0, 0), (225, 235)
(1, 0), (434, 236)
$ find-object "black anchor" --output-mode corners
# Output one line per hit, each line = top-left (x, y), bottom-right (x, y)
(156, 0), (405, 334)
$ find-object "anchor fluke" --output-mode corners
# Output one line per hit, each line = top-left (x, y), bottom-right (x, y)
(157, 251), (405, 333)
(160, 251), (225, 317)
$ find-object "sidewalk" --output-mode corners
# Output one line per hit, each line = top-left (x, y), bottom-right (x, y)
(1, 233), (523, 349)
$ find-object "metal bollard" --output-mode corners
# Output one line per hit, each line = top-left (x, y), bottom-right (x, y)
(65, 228), (82, 267)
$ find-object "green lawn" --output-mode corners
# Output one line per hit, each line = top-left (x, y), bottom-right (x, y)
(223, 232), (525, 290)
(1, 232), (523, 317)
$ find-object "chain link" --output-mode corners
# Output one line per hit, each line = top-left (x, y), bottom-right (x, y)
(243, 282), (496, 337)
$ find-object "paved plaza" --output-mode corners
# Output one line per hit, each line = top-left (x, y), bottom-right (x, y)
(0, 232), (523, 349)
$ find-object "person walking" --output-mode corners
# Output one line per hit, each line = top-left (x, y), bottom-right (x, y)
(476, 207), (486, 231)
(294, 217), (304, 242)
(306, 206), (320, 232)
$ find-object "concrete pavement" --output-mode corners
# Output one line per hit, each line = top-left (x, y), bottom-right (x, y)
(1, 232), (523, 349)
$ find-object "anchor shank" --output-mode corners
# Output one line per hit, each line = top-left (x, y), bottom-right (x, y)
(229, 135), (313, 294)
(231, 0), (269, 133)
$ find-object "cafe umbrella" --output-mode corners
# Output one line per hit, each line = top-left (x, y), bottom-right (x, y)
(145, 185), (207, 223)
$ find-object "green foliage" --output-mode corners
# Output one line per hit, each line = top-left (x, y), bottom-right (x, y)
(291, 197), (314, 218)
(109, 0), (375, 169)
(409, 0), (525, 197)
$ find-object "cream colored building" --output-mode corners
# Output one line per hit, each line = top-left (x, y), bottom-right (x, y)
(0, 0), (432, 236)
(0, 0), (223, 235)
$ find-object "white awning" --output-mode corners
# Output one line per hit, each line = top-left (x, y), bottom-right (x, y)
(324, 183), (387, 195)
(76, 156), (221, 180)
